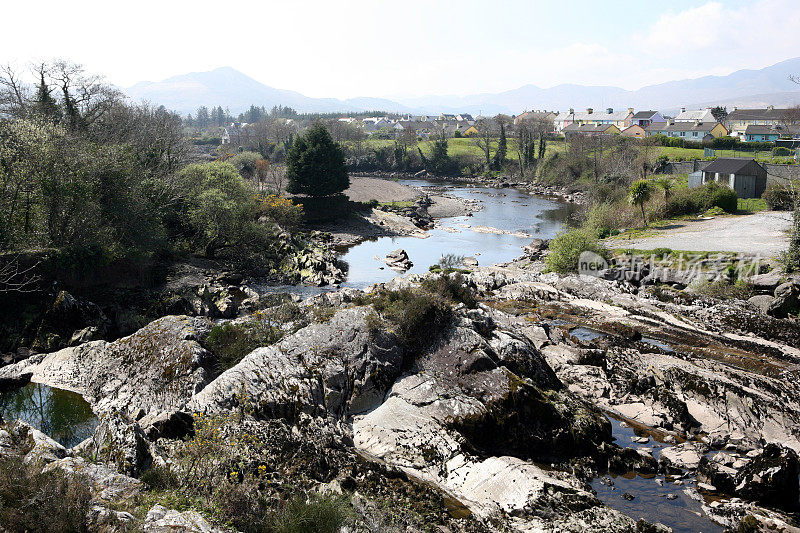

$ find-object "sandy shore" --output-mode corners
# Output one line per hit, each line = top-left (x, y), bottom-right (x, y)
(343, 177), (420, 203)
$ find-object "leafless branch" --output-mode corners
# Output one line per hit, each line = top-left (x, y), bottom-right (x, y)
(0, 257), (41, 293)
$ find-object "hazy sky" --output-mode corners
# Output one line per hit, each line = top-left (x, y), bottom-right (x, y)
(2, 0), (799, 99)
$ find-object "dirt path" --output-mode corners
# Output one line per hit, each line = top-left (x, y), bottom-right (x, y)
(606, 211), (793, 256)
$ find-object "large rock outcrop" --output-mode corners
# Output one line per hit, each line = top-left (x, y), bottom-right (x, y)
(0, 315), (214, 415)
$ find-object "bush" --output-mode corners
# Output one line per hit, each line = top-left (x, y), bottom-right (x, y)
(763, 184), (796, 211)
(545, 228), (608, 274)
(0, 455), (92, 532)
(271, 494), (351, 533)
(204, 312), (286, 374)
(773, 146), (792, 157)
(662, 182), (737, 217)
(693, 279), (754, 300)
(257, 194), (303, 227)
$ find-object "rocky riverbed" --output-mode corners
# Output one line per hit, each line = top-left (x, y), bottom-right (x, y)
(3, 246), (800, 531)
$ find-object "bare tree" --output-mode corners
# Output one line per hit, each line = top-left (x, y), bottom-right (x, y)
(0, 64), (30, 118)
(49, 60), (120, 130)
(472, 117), (496, 169)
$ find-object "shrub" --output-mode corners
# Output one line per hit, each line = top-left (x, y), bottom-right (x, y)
(0, 455), (92, 533)
(366, 288), (452, 352)
(763, 184), (796, 211)
(257, 194), (303, 227)
(204, 312), (285, 374)
(545, 228), (608, 274)
(781, 207), (800, 272)
(421, 273), (477, 308)
(694, 279), (754, 300)
(271, 494), (351, 533)
(773, 146), (792, 157)
(662, 182), (737, 217)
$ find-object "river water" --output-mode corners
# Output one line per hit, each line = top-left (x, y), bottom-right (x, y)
(338, 179), (578, 288)
(0, 382), (98, 448)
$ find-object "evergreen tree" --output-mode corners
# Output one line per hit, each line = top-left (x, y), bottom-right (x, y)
(196, 106), (209, 127)
(286, 123), (349, 197)
(493, 122), (507, 169)
(33, 72), (60, 122)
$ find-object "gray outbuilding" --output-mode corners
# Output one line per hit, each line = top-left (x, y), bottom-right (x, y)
(698, 158), (767, 199)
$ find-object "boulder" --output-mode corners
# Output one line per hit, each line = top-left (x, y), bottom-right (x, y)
(85, 412), (152, 476)
(462, 256), (479, 268)
(191, 307), (404, 418)
(747, 294), (775, 314)
(658, 442), (706, 473)
(144, 504), (221, 533)
(733, 444), (799, 510)
(698, 453), (739, 494)
(9, 420), (67, 464)
(384, 249), (413, 271)
(746, 271), (783, 293)
(44, 456), (143, 502)
(138, 410), (194, 441)
(768, 281), (800, 318)
(33, 291), (111, 351)
(523, 238), (548, 258)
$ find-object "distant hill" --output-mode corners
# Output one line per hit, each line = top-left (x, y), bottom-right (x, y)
(125, 67), (361, 115)
(126, 58), (800, 117)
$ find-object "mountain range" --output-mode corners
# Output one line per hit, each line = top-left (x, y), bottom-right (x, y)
(125, 57), (800, 117)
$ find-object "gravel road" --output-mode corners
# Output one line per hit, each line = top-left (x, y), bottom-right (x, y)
(606, 211), (793, 256)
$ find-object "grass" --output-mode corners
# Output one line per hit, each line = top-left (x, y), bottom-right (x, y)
(657, 146), (796, 163)
(379, 200), (414, 208)
(737, 198), (768, 213)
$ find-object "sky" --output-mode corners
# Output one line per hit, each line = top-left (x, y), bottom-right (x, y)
(2, 0), (799, 99)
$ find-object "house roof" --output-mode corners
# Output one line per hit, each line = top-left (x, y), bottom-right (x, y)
(674, 109), (714, 122)
(646, 121), (721, 133)
(702, 158), (763, 174)
(563, 123), (618, 133)
(744, 124), (800, 135)
(632, 110), (659, 119)
(567, 110), (631, 122)
(727, 108), (791, 121)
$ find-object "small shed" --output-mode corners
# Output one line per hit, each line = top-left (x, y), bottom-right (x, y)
(699, 158), (767, 199)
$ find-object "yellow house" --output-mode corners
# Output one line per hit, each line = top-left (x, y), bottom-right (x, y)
(621, 125), (647, 138)
(645, 121), (728, 140)
(463, 125), (479, 136)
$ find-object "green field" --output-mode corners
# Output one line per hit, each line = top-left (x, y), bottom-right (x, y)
(354, 137), (795, 166)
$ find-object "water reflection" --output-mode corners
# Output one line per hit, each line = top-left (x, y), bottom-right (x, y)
(0, 382), (98, 448)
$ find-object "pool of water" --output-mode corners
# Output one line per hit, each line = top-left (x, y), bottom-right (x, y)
(593, 415), (724, 533)
(337, 180), (576, 289)
(0, 382), (98, 448)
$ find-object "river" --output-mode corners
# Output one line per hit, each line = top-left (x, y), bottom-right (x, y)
(338, 179), (577, 288)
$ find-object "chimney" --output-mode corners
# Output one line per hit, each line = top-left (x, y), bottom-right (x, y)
(569, 108), (574, 114)
(586, 108), (593, 114)
(681, 107), (686, 113)
(628, 107), (634, 114)
(695, 119), (701, 126)
(733, 106), (738, 111)
(607, 108), (613, 114)
(768, 105), (775, 110)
